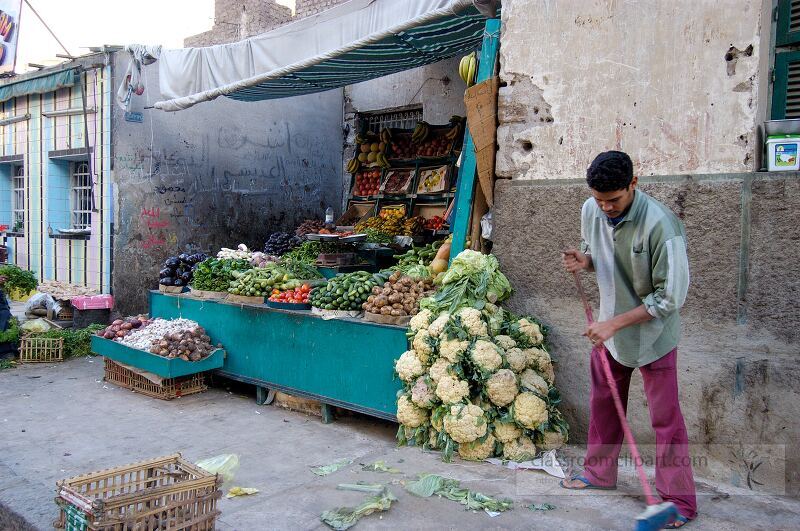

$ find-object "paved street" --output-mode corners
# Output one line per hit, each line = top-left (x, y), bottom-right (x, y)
(0, 358), (797, 530)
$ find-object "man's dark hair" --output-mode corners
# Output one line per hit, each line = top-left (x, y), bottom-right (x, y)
(586, 151), (634, 192)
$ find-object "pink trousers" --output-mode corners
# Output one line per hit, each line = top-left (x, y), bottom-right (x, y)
(583, 347), (698, 519)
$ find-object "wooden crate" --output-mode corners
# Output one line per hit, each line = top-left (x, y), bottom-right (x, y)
(19, 335), (63, 363)
(55, 453), (221, 531)
(103, 359), (206, 400)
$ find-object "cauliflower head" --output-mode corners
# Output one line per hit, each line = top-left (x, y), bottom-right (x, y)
(536, 428), (568, 451)
(492, 420), (522, 443)
(470, 339), (503, 373)
(513, 392), (549, 430)
(505, 347), (527, 373)
(439, 338), (469, 362)
(409, 308), (433, 332)
(395, 350), (425, 383)
(518, 318), (544, 346)
(458, 434), (496, 461)
(428, 357), (453, 384)
(412, 329), (436, 364)
(519, 368), (549, 395)
(443, 403), (488, 443)
(397, 394), (429, 428)
(457, 307), (488, 337)
(524, 347), (555, 384)
(435, 375), (470, 404)
(427, 312), (450, 338)
(411, 376), (437, 408)
(494, 335), (517, 350)
(502, 436), (537, 461)
(486, 369), (519, 407)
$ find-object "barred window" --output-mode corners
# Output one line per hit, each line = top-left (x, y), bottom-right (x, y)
(71, 162), (92, 229)
(12, 165), (24, 231)
(359, 107), (423, 133)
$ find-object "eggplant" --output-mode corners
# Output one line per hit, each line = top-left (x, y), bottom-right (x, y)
(178, 253), (190, 263)
(179, 272), (192, 282)
(173, 278), (185, 286)
(159, 268), (172, 279)
(159, 277), (175, 286)
(165, 257), (180, 268)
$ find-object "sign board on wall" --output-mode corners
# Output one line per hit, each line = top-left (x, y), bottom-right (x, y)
(0, 0), (22, 74)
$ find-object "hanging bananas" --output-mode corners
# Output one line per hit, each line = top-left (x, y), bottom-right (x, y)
(458, 52), (478, 87)
(375, 153), (390, 169)
(380, 128), (392, 144)
(347, 157), (361, 174)
(411, 121), (430, 144)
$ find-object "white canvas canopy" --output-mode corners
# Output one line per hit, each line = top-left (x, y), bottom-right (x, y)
(151, 0), (491, 111)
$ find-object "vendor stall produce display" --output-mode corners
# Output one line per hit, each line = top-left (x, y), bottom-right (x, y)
(393, 241), (444, 277)
(353, 168), (382, 197)
(279, 260), (323, 280)
(348, 131), (389, 174)
(383, 169), (414, 195)
(268, 285), (311, 305)
(403, 216), (425, 236)
(363, 271), (434, 317)
(228, 266), (303, 297)
(217, 244), (254, 261)
(389, 135), (415, 160)
(263, 232), (302, 256)
(191, 258), (251, 292)
(424, 216), (446, 231)
(295, 219), (325, 237)
(250, 252), (279, 268)
(147, 324), (216, 361)
(365, 229), (393, 244)
(36, 279), (97, 299)
(282, 241), (333, 264)
(309, 271), (387, 311)
(355, 207), (405, 236)
(98, 316), (152, 340)
(159, 253), (208, 288)
(394, 250), (569, 462)
(417, 166), (449, 194)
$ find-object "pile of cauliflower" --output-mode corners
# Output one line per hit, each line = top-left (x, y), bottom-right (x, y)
(395, 304), (569, 462)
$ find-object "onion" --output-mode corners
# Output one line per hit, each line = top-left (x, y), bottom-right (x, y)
(112, 319), (123, 326)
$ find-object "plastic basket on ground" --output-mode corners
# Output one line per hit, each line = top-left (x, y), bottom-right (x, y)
(19, 335), (64, 363)
(103, 358), (207, 400)
(54, 453), (221, 531)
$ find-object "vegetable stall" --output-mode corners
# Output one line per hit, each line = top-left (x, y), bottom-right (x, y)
(96, 0), (568, 458)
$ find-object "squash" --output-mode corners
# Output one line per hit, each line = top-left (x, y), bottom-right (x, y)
(430, 258), (448, 275)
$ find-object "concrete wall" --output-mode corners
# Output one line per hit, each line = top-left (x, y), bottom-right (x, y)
(497, 0), (763, 179)
(111, 53), (344, 314)
(184, 0), (292, 47)
(295, 0), (348, 19)
(492, 0), (797, 496)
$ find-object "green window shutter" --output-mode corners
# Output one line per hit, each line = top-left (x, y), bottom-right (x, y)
(772, 50), (800, 119)
(777, 0), (800, 46)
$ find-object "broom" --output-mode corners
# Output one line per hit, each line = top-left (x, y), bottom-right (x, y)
(572, 269), (679, 530)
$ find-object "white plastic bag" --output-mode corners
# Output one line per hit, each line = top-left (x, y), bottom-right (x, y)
(196, 454), (240, 484)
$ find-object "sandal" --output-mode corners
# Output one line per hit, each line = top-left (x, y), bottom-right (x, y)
(665, 515), (691, 529)
(559, 474), (617, 490)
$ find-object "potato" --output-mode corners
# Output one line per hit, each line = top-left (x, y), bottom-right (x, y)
(372, 286), (382, 295)
(380, 306), (393, 315)
(390, 309), (402, 316)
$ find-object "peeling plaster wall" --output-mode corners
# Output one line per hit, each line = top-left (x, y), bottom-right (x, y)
(111, 54), (343, 314)
(497, 0), (762, 179)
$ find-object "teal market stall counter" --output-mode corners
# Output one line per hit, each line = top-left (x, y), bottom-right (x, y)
(148, 291), (405, 421)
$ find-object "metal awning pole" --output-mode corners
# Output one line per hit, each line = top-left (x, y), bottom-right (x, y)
(449, 17), (501, 259)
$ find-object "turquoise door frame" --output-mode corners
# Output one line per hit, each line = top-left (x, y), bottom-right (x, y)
(450, 17), (502, 259)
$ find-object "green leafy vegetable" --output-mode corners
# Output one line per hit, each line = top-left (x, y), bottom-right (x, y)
(404, 473), (513, 513)
(34, 324), (105, 358)
(191, 258), (250, 292)
(0, 318), (21, 344)
(320, 488), (397, 530)
(0, 265), (37, 294)
(336, 483), (386, 494)
(310, 458), (352, 476)
(361, 461), (401, 474)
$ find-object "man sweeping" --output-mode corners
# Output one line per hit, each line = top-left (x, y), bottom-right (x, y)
(560, 151), (697, 528)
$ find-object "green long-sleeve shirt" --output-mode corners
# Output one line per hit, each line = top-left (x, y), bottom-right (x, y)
(580, 190), (689, 367)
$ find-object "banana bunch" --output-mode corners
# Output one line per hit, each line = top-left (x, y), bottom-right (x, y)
(459, 52), (477, 87)
(347, 157), (361, 174)
(403, 216), (425, 236)
(411, 121), (430, 144)
(375, 153), (390, 169)
(380, 128), (392, 144)
(355, 133), (368, 145)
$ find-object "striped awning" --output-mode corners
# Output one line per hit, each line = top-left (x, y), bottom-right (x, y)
(153, 0), (493, 111)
